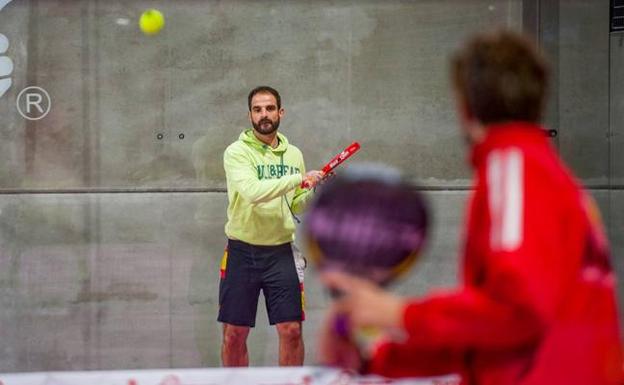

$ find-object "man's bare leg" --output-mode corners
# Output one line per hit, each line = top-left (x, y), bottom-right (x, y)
(276, 321), (304, 366)
(222, 323), (251, 367)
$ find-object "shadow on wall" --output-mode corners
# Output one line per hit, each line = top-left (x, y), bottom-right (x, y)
(188, 133), (226, 366)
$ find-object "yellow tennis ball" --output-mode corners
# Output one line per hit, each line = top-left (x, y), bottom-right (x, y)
(139, 9), (165, 36)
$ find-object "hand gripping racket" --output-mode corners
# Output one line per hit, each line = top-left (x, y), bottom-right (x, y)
(301, 142), (361, 188)
(304, 163), (429, 350)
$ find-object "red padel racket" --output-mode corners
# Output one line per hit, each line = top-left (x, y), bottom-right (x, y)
(301, 142), (361, 188)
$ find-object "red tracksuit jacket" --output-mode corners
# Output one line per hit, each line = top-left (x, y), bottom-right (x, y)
(368, 122), (623, 385)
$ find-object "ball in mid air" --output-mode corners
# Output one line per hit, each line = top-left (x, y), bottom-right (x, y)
(139, 9), (165, 36)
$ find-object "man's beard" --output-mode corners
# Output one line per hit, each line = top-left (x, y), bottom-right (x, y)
(253, 117), (280, 135)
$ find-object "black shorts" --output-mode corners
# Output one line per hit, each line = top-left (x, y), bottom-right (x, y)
(218, 239), (305, 327)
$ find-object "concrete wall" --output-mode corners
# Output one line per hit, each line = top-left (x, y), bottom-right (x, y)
(0, 0), (621, 372)
(611, 27), (624, 332)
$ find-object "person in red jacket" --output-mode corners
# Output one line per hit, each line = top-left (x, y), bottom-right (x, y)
(318, 30), (623, 385)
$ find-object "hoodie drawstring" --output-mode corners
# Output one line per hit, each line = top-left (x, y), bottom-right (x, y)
(281, 152), (301, 224)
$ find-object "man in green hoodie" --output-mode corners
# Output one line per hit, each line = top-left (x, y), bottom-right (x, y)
(219, 86), (324, 366)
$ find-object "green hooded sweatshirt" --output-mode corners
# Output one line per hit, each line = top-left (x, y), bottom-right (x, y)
(223, 129), (314, 245)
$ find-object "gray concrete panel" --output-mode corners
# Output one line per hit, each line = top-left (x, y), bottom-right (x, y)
(538, 0), (559, 146)
(30, 1), (84, 72)
(575, 190), (623, 335)
(557, 1), (610, 186)
(0, 195), (98, 371)
(609, 191), (624, 333)
(0, 0), (521, 190)
(19, 70), (87, 188)
(393, 191), (464, 296)
(0, 2), (30, 188)
(0, 192), (228, 371)
(0, 189), (467, 370)
(349, 1), (521, 186)
(611, 33), (624, 186)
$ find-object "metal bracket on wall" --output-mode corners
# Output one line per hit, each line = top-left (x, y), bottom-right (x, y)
(611, 0), (624, 33)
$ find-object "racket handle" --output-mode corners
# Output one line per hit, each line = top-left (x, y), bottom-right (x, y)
(300, 171), (327, 189)
(333, 313), (350, 338)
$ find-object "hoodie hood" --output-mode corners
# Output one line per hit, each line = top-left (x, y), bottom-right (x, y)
(224, 129), (313, 245)
(240, 129), (290, 153)
(470, 121), (547, 169)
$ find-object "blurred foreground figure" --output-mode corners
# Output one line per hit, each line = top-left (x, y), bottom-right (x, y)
(319, 30), (623, 385)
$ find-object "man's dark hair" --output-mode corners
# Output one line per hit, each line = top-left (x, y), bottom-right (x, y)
(451, 30), (549, 124)
(248, 86), (281, 111)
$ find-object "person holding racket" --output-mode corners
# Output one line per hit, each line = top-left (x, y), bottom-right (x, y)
(318, 30), (623, 385)
(219, 86), (324, 367)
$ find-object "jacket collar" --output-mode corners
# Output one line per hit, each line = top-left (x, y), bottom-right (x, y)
(470, 121), (549, 168)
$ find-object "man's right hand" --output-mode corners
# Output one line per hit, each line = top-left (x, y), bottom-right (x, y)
(321, 271), (406, 331)
(301, 170), (324, 189)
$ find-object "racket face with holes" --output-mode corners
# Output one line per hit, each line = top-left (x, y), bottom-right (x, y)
(304, 163), (429, 286)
